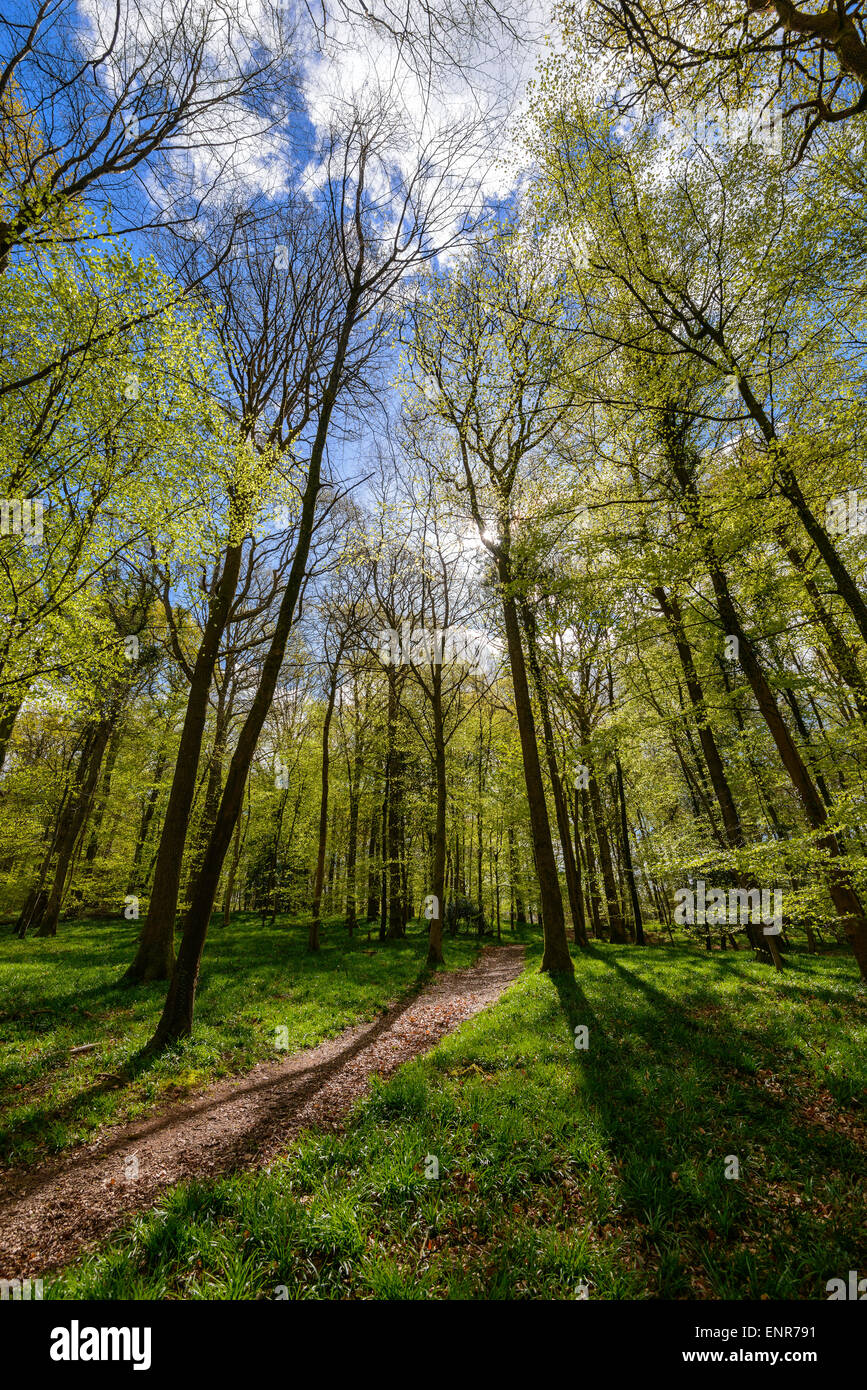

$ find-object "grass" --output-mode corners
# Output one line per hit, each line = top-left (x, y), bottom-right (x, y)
(0, 912), (482, 1167)
(47, 941), (867, 1300)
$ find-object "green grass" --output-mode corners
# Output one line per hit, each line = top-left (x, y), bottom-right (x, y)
(47, 942), (867, 1300)
(0, 912), (482, 1167)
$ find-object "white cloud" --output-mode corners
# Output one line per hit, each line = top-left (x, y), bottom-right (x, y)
(73, 0), (557, 223)
(298, 2), (555, 223)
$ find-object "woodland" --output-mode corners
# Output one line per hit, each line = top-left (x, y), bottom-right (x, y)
(0, 0), (865, 1307)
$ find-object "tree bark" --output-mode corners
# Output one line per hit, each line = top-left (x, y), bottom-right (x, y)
(35, 714), (116, 936)
(519, 600), (588, 946)
(780, 536), (867, 719)
(310, 659), (341, 952)
(579, 786), (604, 939)
(127, 739), (168, 897)
(427, 668), (447, 965)
(498, 574), (572, 973)
(737, 379), (867, 647)
(366, 813), (379, 923)
(586, 756), (627, 943)
(121, 541), (245, 984)
(345, 763), (360, 935)
(669, 431), (866, 977)
(146, 332), (349, 1045)
(614, 753), (644, 944)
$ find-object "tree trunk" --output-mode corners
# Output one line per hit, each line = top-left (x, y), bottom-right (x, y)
(780, 536), (867, 719)
(614, 753), (644, 944)
(670, 434), (865, 976)
(737, 380), (867, 647)
(509, 824), (526, 924)
(310, 662), (341, 952)
(579, 786), (604, 939)
(345, 763), (360, 935)
(427, 672), (447, 966)
(519, 600), (587, 946)
(653, 586), (745, 848)
(498, 574), (572, 973)
(121, 541), (245, 984)
(586, 757), (627, 943)
(83, 722), (124, 864)
(127, 740), (168, 897)
(264, 784), (290, 928)
(145, 348), (345, 1046)
(386, 740), (405, 938)
(366, 813), (379, 922)
(36, 714), (116, 936)
(221, 806), (246, 929)
(0, 689), (24, 772)
(379, 681), (396, 941)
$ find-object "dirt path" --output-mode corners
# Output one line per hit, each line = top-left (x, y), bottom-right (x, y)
(0, 943), (524, 1278)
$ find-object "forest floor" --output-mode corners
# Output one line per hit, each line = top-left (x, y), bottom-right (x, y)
(0, 941), (524, 1278)
(38, 940), (867, 1300)
(0, 913), (485, 1165)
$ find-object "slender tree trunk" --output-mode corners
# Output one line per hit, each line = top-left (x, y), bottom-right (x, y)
(734, 379), (867, 646)
(366, 813), (379, 922)
(781, 536), (867, 719)
(0, 689), (24, 772)
(494, 840), (501, 940)
(345, 764), (360, 935)
(146, 328), (351, 1047)
(509, 825), (527, 924)
(182, 686), (231, 909)
(127, 740), (168, 897)
(520, 601), (588, 947)
(83, 722), (124, 865)
(780, 680), (834, 808)
(121, 541), (245, 984)
(379, 681), (396, 942)
(310, 660), (341, 952)
(716, 656), (788, 840)
(670, 437), (864, 976)
(386, 741), (405, 938)
(17, 775), (75, 938)
(221, 807), (246, 929)
(572, 795), (590, 937)
(654, 587), (745, 848)
(36, 714), (116, 936)
(614, 753), (644, 944)
(264, 785), (290, 928)
(498, 574), (572, 973)
(579, 787), (604, 939)
(427, 674), (447, 965)
(586, 756), (627, 943)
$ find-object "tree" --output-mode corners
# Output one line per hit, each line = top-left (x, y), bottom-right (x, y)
(572, 0), (867, 160)
(147, 89), (485, 1044)
(408, 233), (583, 973)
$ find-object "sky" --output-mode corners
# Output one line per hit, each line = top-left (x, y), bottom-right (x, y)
(65, 0), (556, 230)
(3, 1), (562, 558)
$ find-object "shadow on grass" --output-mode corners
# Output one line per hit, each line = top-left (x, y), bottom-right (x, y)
(549, 947), (867, 1296)
(0, 915), (483, 1168)
(0, 967), (470, 1215)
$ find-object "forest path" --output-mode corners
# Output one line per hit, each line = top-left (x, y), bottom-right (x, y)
(0, 942), (524, 1278)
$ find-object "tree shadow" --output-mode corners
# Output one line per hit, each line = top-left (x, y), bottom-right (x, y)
(549, 949), (866, 1296)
